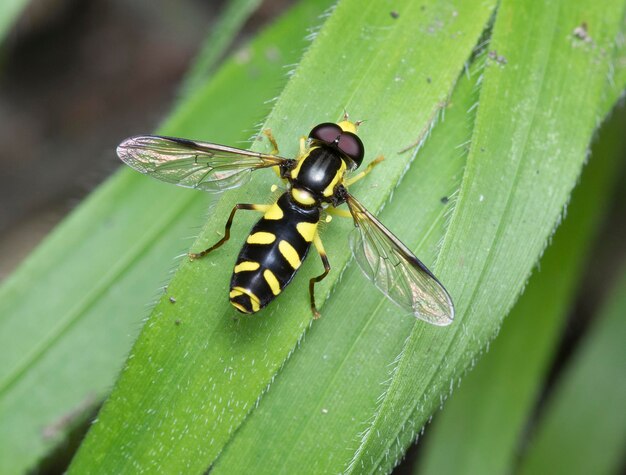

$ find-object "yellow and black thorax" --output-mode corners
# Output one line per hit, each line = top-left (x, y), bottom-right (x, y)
(289, 120), (364, 207)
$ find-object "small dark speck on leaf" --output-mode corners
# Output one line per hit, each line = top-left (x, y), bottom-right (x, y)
(441, 196), (449, 204)
(169, 296), (176, 304)
(426, 77), (432, 83)
(420, 5), (426, 11)
(175, 319), (181, 325)
(480, 147), (486, 152)
(390, 11), (399, 19)
(488, 50), (507, 65)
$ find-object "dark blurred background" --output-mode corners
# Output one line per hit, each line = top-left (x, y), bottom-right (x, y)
(0, 0), (292, 279)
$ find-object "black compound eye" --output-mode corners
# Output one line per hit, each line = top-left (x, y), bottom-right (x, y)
(337, 132), (364, 168)
(309, 123), (343, 144)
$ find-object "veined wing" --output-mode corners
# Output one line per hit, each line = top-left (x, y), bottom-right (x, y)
(345, 193), (454, 326)
(117, 135), (290, 193)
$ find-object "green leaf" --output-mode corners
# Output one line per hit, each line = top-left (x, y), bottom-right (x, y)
(211, 50), (481, 475)
(0, 2), (326, 473)
(348, 0), (626, 472)
(213, 8), (626, 474)
(518, 263), (626, 475)
(415, 96), (626, 475)
(69, 1), (497, 473)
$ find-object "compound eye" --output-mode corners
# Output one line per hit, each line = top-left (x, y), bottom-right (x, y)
(337, 132), (364, 167)
(309, 123), (343, 144)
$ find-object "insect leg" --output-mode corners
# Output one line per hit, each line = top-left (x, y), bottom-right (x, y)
(344, 155), (385, 186)
(298, 136), (307, 157)
(261, 129), (289, 181)
(309, 231), (331, 319)
(189, 203), (269, 260)
(262, 129), (280, 155)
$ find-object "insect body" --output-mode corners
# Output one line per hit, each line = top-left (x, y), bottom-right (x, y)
(117, 118), (454, 325)
(229, 192), (320, 314)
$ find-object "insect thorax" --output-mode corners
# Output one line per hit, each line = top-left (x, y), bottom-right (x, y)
(290, 146), (347, 203)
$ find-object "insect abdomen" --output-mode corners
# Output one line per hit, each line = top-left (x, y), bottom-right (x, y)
(230, 192), (320, 314)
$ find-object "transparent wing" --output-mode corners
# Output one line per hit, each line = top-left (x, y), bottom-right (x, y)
(345, 193), (454, 326)
(117, 135), (289, 193)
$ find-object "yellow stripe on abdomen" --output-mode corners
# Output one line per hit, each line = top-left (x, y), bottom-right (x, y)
(234, 261), (260, 273)
(247, 231), (276, 245)
(263, 202), (284, 220)
(278, 240), (301, 269)
(231, 300), (249, 313)
(263, 269), (281, 296)
(229, 286), (261, 312)
(296, 222), (317, 242)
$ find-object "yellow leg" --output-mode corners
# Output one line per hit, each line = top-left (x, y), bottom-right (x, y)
(344, 155), (384, 186)
(309, 231), (331, 319)
(189, 203), (269, 260)
(298, 136), (308, 157)
(260, 129), (284, 179)
(263, 129), (279, 155)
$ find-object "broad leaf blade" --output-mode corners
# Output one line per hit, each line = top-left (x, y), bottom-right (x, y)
(349, 0), (626, 472)
(210, 53), (481, 475)
(213, 22), (626, 471)
(416, 99), (626, 475)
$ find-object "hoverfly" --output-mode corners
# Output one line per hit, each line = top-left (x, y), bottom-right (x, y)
(117, 117), (454, 325)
